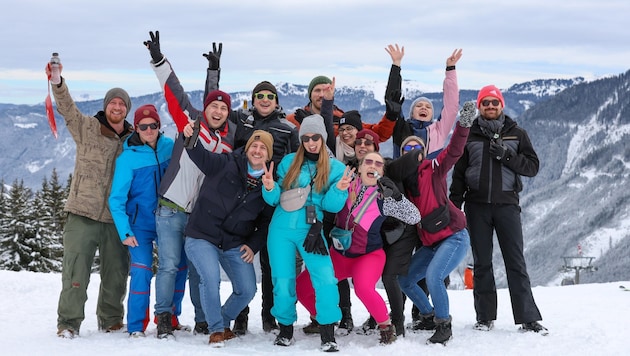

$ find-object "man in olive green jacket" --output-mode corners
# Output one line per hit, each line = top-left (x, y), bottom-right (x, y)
(47, 58), (133, 338)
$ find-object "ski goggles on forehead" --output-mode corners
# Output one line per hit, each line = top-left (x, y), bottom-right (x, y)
(254, 92), (277, 101)
(403, 144), (424, 153)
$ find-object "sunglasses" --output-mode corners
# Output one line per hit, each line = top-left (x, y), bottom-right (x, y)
(255, 92), (277, 101)
(481, 99), (501, 107)
(363, 158), (384, 168)
(355, 138), (374, 146)
(301, 134), (322, 143)
(403, 144), (424, 152)
(137, 122), (159, 131)
(338, 126), (357, 133)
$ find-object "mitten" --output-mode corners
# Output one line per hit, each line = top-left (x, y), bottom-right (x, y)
(143, 31), (164, 64)
(459, 101), (476, 128)
(489, 141), (507, 161)
(202, 42), (222, 70)
(378, 177), (402, 201)
(294, 108), (309, 124)
(303, 220), (328, 255)
(385, 90), (404, 121)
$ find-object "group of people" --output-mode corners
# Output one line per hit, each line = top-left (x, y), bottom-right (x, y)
(48, 30), (548, 352)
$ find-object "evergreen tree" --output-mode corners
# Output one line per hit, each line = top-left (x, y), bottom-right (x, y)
(29, 172), (65, 272)
(0, 180), (35, 271)
(0, 181), (8, 254)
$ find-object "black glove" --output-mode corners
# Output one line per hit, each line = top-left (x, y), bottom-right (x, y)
(489, 140), (507, 161)
(202, 42), (222, 70)
(294, 108), (310, 124)
(378, 177), (403, 201)
(143, 31), (164, 64)
(303, 220), (328, 255)
(385, 89), (404, 121)
(459, 101), (476, 128)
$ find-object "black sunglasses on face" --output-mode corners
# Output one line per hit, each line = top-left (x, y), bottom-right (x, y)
(301, 134), (322, 143)
(355, 138), (374, 146)
(481, 99), (501, 107)
(137, 122), (159, 131)
(255, 92), (277, 101)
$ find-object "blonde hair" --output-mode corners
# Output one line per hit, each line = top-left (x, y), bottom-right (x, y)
(282, 144), (330, 193)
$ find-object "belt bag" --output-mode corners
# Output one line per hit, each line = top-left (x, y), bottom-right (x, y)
(420, 205), (450, 233)
(330, 226), (353, 250)
(280, 185), (311, 212)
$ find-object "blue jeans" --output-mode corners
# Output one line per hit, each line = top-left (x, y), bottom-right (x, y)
(398, 229), (470, 320)
(184, 237), (257, 333)
(154, 206), (204, 322)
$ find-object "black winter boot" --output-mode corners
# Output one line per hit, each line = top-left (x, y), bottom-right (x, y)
(357, 315), (377, 335)
(338, 306), (354, 334)
(193, 321), (209, 335)
(302, 317), (320, 334)
(391, 316), (405, 337)
(156, 312), (174, 339)
(274, 323), (294, 346)
(319, 323), (338, 352)
(233, 308), (248, 336)
(412, 312), (436, 331)
(427, 316), (452, 345)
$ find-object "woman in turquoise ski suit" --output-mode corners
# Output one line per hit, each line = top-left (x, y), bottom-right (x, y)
(261, 114), (352, 349)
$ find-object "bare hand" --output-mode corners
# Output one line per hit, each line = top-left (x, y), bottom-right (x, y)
(385, 44), (405, 66)
(122, 236), (139, 247)
(240, 245), (254, 264)
(446, 49), (463, 67)
(183, 121), (195, 137)
(336, 166), (355, 191)
(323, 77), (336, 100)
(262, 161), (275, 191)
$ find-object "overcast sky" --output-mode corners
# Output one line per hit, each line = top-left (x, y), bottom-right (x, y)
(1, 0), (629, 105)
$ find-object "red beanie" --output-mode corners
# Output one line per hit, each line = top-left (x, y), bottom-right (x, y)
(204, 90), (232, 112)
(356, 129), (380, 151)
(476, 85), (505, 108)
(134, 104), (160, 127)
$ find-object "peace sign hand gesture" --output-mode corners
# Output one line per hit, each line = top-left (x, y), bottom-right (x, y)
(336, 166), (355, 191)
(262, 161), (275, 191)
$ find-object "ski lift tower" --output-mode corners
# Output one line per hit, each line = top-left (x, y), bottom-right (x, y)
(560, 244), (597, 285)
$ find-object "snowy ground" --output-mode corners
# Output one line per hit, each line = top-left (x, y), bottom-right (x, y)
(3, 270), (628, 355)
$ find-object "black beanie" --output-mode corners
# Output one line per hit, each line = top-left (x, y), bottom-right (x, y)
(338, 110), (363, 131)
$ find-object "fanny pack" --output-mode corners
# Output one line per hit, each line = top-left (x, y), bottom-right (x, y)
(331, 189), (379, 251)
(420, 205), (450, 233)
(280, 185), (311, 212)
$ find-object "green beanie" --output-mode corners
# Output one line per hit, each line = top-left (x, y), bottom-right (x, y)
(307, 75), (332, 101)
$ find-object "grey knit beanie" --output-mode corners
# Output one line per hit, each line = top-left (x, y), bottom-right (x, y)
(299, 114), (328, 142)
(103, 87), (132, 115)
(408, 96), (433, 120)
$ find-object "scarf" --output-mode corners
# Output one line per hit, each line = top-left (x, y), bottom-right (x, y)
(477, 113), (506, 139)
(408, 119), (431, 145)
(335, 136), (355, 163)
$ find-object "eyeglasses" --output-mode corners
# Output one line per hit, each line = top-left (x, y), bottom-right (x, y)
(403, 144), (424, 152)
(255, 92), (277, 101)
(301, 134), (322, 143)
(363, 158), (384, 168)
(338, 126), (357, 133)
(481, 99), (501, 107)
(137, 122), (159, 131)
(355, 138), (374, 146)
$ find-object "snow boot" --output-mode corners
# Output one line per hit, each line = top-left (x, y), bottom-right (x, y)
(320, 323), (339, 352)
(233, 309), (248, 336)
(520, 321), (549, 335)
(156, 311), (174, 339)
(412, 312), (436, 331)
(473, 320), (494, 331)
(274, 323), (294, 346)
(194, 321), (209, 335)
(378, 323), (397, 344)
(427, 316), (452, 345)
(338, 306), (354, 334)
(302, 317), (320, 334)
(357, 315), (377, 335)
(392, 316), (405, 337)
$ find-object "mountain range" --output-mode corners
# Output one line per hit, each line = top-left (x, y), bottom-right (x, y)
(2, 72), (629, 287)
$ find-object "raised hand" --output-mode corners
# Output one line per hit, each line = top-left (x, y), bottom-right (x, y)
(446, 48), (463, 67)
(377, 176), (402, 201)
(323, 76), (336, 101)
(262, 161), (275, 191)
(202, 42), (222, 70)
(143, 31), (164, 64)
(336, 166), (355, 191)
(385, 43), (405, 67)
